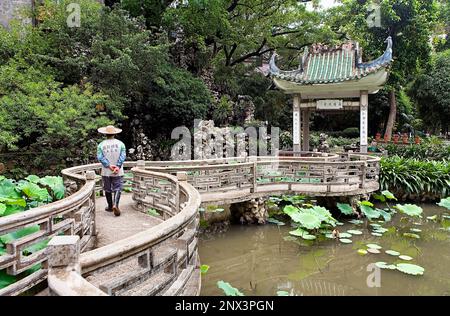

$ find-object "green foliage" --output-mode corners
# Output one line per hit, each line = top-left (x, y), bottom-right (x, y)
(437, 197), (450, 210)
(283, 205), (336, 233)
(0, 175), (65, 217)
(217, 280), (244, 296)
(411, 49), (450, 134)
(342, 127), (360, 138)
(200, 264), (210, 275)
(380, 156), (450, 200)
(396, 204), (424, 217)
(385, 142), (450, 161)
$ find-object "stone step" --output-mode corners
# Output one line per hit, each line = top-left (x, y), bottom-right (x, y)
(163, 265), (195, 296)
(119, 271), (176, 296)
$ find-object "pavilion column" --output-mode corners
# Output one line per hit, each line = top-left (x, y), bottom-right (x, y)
(293, 94), (302, 153)
(360, 90), (369, 153)
(302, 108), (310, 152)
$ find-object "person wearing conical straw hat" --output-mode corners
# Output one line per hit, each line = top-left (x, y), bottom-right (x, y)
(97, 125), (126, 216)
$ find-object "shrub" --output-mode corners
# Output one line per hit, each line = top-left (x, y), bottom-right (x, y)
(380, 157), (450, 201)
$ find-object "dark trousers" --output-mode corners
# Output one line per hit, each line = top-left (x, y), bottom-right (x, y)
(102, 176), (123, 193)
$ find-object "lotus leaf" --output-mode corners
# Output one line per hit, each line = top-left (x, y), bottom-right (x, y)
(399, 255), (413, 261)
(382, 190), (397, 200)
(396, 263), (424, 276)
(347, 230), (363, 235)
(371, 233), (383, 237)
(349, 219), (363, 225)
(437, 197), (450, 210)
(339, 238), (352, 244)
(403, 233), (420, 239)
(296, 210), (322, 230)
(367, 244), (382, 250)
(338, 233), (352, 238)
(217, 281), (244, 296)
(336, 203), (353, 215)
(267, 218), (285, 226)
(367, 248), (381, 254)
(357, 249), (368, 255)
(360, 205), (381, 220)
(277, 291), (290, 296)
(200, 265), (210, 275)
(396, 204), (423, 217)
(385, 250), (400, 256)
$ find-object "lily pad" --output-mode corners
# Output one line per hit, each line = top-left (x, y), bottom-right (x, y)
(277, 291), (290, 296)
(267, 218), (285, 226)
(200, 265), (210, 274)
(367, 243), (382, 250)
(399, 255), (413, 261)
(302, 234), (317, 240)
(371, 233), (383, 237)
(347, 230), (363, 235)
(403, 233), (420, 239)
(357, 249), (368, 255)
(367, 248), (381, 254)
(370, 223), (382, 228)
(385, 250), (400, 256)
(396, 204), (423, 217)
(426, 215), (437, 221)
(373, 227), (388, 233)
(396, 263), (424, 276)
(375, 262), (388, 269)
(217, 281), (244, 296)
(335, 222), (344, 226)
(325, 233), (335, 239)
(339, 238), (352, 244)
(338, 232), (352, 238)
(348, 219), (363, 225)
(410, 228), (422, 233)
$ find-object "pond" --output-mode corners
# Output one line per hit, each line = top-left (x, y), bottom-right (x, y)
(199, 204), (450, 296)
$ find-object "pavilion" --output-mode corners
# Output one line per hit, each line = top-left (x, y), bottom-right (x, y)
(269, 37), (393, 153)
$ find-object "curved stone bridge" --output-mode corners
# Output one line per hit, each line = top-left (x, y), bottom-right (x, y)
(0, 153), (380, 296)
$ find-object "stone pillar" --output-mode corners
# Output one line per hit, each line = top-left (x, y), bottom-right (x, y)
(137, 160), (146, 168)
(360, 90), (369, 154)
(293, 94), (302, 153)
(302, 108), (311, 152)
(47, 236), (81, 285)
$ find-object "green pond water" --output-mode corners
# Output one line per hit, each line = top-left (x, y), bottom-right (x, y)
(199, 204), (450, 296)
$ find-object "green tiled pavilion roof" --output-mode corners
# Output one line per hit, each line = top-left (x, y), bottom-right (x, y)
(270, 37), (393, 85)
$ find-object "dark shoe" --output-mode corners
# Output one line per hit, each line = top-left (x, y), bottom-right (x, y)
(112, 205), (121, 217)
(105, 192), (113, 212)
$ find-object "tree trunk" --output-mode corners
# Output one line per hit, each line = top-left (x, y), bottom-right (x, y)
(385, 89), (397, 140)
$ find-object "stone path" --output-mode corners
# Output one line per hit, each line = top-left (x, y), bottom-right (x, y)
(94, 193), (162, 248)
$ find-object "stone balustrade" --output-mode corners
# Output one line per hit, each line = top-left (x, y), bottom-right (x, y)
(0, 153), (380, 296)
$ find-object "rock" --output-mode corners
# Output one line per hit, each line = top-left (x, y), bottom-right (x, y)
(230, 198), (269, 225)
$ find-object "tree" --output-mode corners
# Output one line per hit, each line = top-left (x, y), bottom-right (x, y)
(327, 0), (439, 139)
(410, 50), (450, 134)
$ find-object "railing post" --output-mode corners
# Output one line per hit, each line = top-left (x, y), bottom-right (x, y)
(47, 236), (81, 296)
(176, 172), (187, 213)
(137, 160), (146, 169)
(85, 171), (97, 237)
(248, 157), (258, 193)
